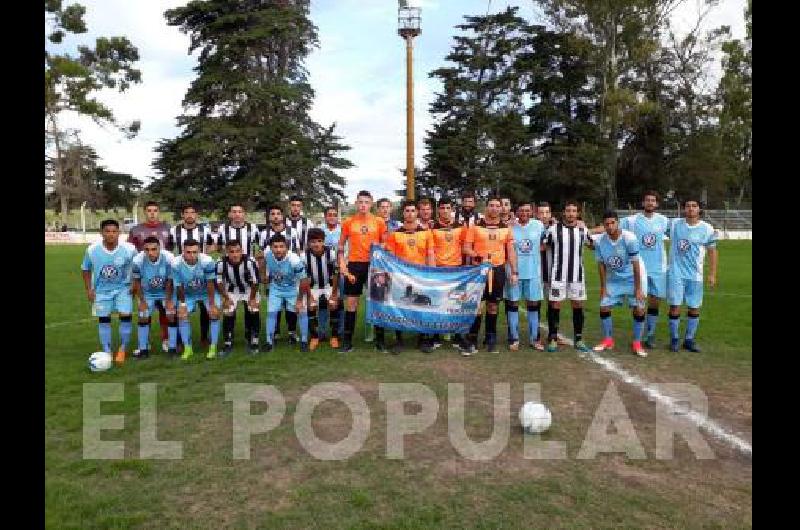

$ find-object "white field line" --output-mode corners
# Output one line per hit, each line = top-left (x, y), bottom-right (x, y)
(45, 317), (94, 329)
(548, 328), (752, 457)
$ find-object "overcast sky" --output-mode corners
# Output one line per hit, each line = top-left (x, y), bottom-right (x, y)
(47, 0), (747, 204)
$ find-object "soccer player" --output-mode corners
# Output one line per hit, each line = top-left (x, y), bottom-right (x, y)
(128, 201), (171, 250)
(455, 190), (482, 228)
(591, 211), (648, 357)
(262, 234), (310, 351)
(462, 197), (518, 355)
(377, 198), (402, 232)
(383, 200), (436, 354)
(218, 203), (260, 257)
(500, 197), (516, 225)
(504, 201), (546, 351)
(430, 197), (466, 347)
(131, 236), (176, 359)
(287, 195), (314, 256)
(303, 228), (340, 350)
(338, 190), (388, 353)
(128, 201), (172, 349)
(618, 191), (671, 348)
(216, 239), (261, 355)
(168, 239), (221, 360)
(322, 206), (342, 247)
(544, 200), (593, 353)
(81, 219), (138, 363)
(666, 199), (718, 352)
(321, 206), (345, 339)
(259, 205), (298, 343)
(417, 197), (435, 229)
(168, 204), (215, 348)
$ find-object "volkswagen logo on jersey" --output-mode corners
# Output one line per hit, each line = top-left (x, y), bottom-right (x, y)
(678, 239), (691, 252)
(272, 272), (285, 282)
(188, 278), (203, 290)
(606, 256), (624, 270)
(642, 233), (657, 248)
(99, 265), (118, 279)
(519, 239), (533, 253)
(149, 277), (166, 289)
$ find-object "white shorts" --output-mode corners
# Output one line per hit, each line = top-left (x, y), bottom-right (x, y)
(548, 280), (587, 302)
(311, 286), (333, 300)
(223, 292), (261, 314)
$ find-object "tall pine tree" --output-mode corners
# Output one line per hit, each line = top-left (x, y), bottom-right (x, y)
(150, 0), (352, 214)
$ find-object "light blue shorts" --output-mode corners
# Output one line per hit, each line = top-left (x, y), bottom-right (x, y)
(268, 289), (299, 313)
(647, 273), (667, 299)
(600, 281), (646, 309)
(93, 288), (133, 317)
(667, 274), (704, 308)
(504, 278), (543, 302)
(184, 292), (222, 313)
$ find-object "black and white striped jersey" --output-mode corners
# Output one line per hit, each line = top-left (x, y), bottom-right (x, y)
(218, 222), (260, 257)
(286, 215), (314, 254)
(454, 208), (483, 228)
(545, 222), (591, 283)
(215, 256), (260, 295)
(305, 246), (338, 289)
(168, 224), (214, 254)
(259, 224), (297, 253)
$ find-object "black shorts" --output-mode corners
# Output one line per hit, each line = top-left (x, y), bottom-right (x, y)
(482, 265), (506, 303)
(343, 262), (370, 296)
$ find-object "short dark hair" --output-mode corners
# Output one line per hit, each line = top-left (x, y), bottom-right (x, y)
(517, 200), (532, 208)
(602, 210), (619, 221)
(486, 196), (502, 205)
(401, 199), (417, 210)
(357, 190), (373, 199)
(225, 239), (242, 249)
(684, 197), (702, 207)
(642, 190), (660, 202)
(143, 236), (161, 246)
(324, 206), (338, 215)
(537, 201), (551, 209)
(461, 190), (476, 199)
(144, 201), (159, 209)
(438, 197), (453, 207)
(182, 239), (200, 248)
(268, 205), (283, 215)
(181, 204), (196, 213)
(229, 203), (245, 211)
(100, 219), (119, 229)
(376, 198), (391, 208)
(289, 195), (303, 204)
(564, 200), (580, 211)
(417, 197), (433, 207)
(307, 228), (325, 242)
(269, 234), (287, 246)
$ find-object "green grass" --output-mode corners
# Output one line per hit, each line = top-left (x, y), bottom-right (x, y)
(45, 242), (752, 529)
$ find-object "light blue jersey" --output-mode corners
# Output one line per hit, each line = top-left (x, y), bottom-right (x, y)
(265, 250), (307, 293)
(594, 229), (642, 284)
(322, 224), (342, 248)
(171, 254), (217, 299)
(511, 219), (545, 280)
(667, 219), (717, 281)
(81, 241), (137, 295)
(132, 249), (175, 301)
(620, 213), (669, 275)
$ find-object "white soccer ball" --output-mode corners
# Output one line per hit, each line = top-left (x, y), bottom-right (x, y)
(88, 351), (113, 372)
(519, 401), (552, 434)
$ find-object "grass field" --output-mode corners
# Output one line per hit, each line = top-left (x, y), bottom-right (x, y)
(45, 242), (752, 529)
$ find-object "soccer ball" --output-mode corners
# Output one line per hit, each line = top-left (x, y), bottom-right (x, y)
(88, 351), (113, 372)
(519, 401), (552, 434)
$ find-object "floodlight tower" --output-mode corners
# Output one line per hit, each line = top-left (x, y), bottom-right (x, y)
(398, 1), (421, 200)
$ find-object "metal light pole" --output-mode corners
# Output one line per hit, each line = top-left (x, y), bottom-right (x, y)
(398, 1), (421, 200)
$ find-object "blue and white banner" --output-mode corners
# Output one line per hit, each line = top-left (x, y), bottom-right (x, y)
(365, 244), (490, 334)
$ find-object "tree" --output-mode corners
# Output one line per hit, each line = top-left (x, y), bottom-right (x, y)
(421, 7), (533, 201)
(150, 0), (352, 214)
(716, 0), (751, 205)
(538, 0), (684, 208)
(45, 0), (142, 225)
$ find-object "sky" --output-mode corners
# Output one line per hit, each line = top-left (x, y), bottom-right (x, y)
(47, 0), (747, 204)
